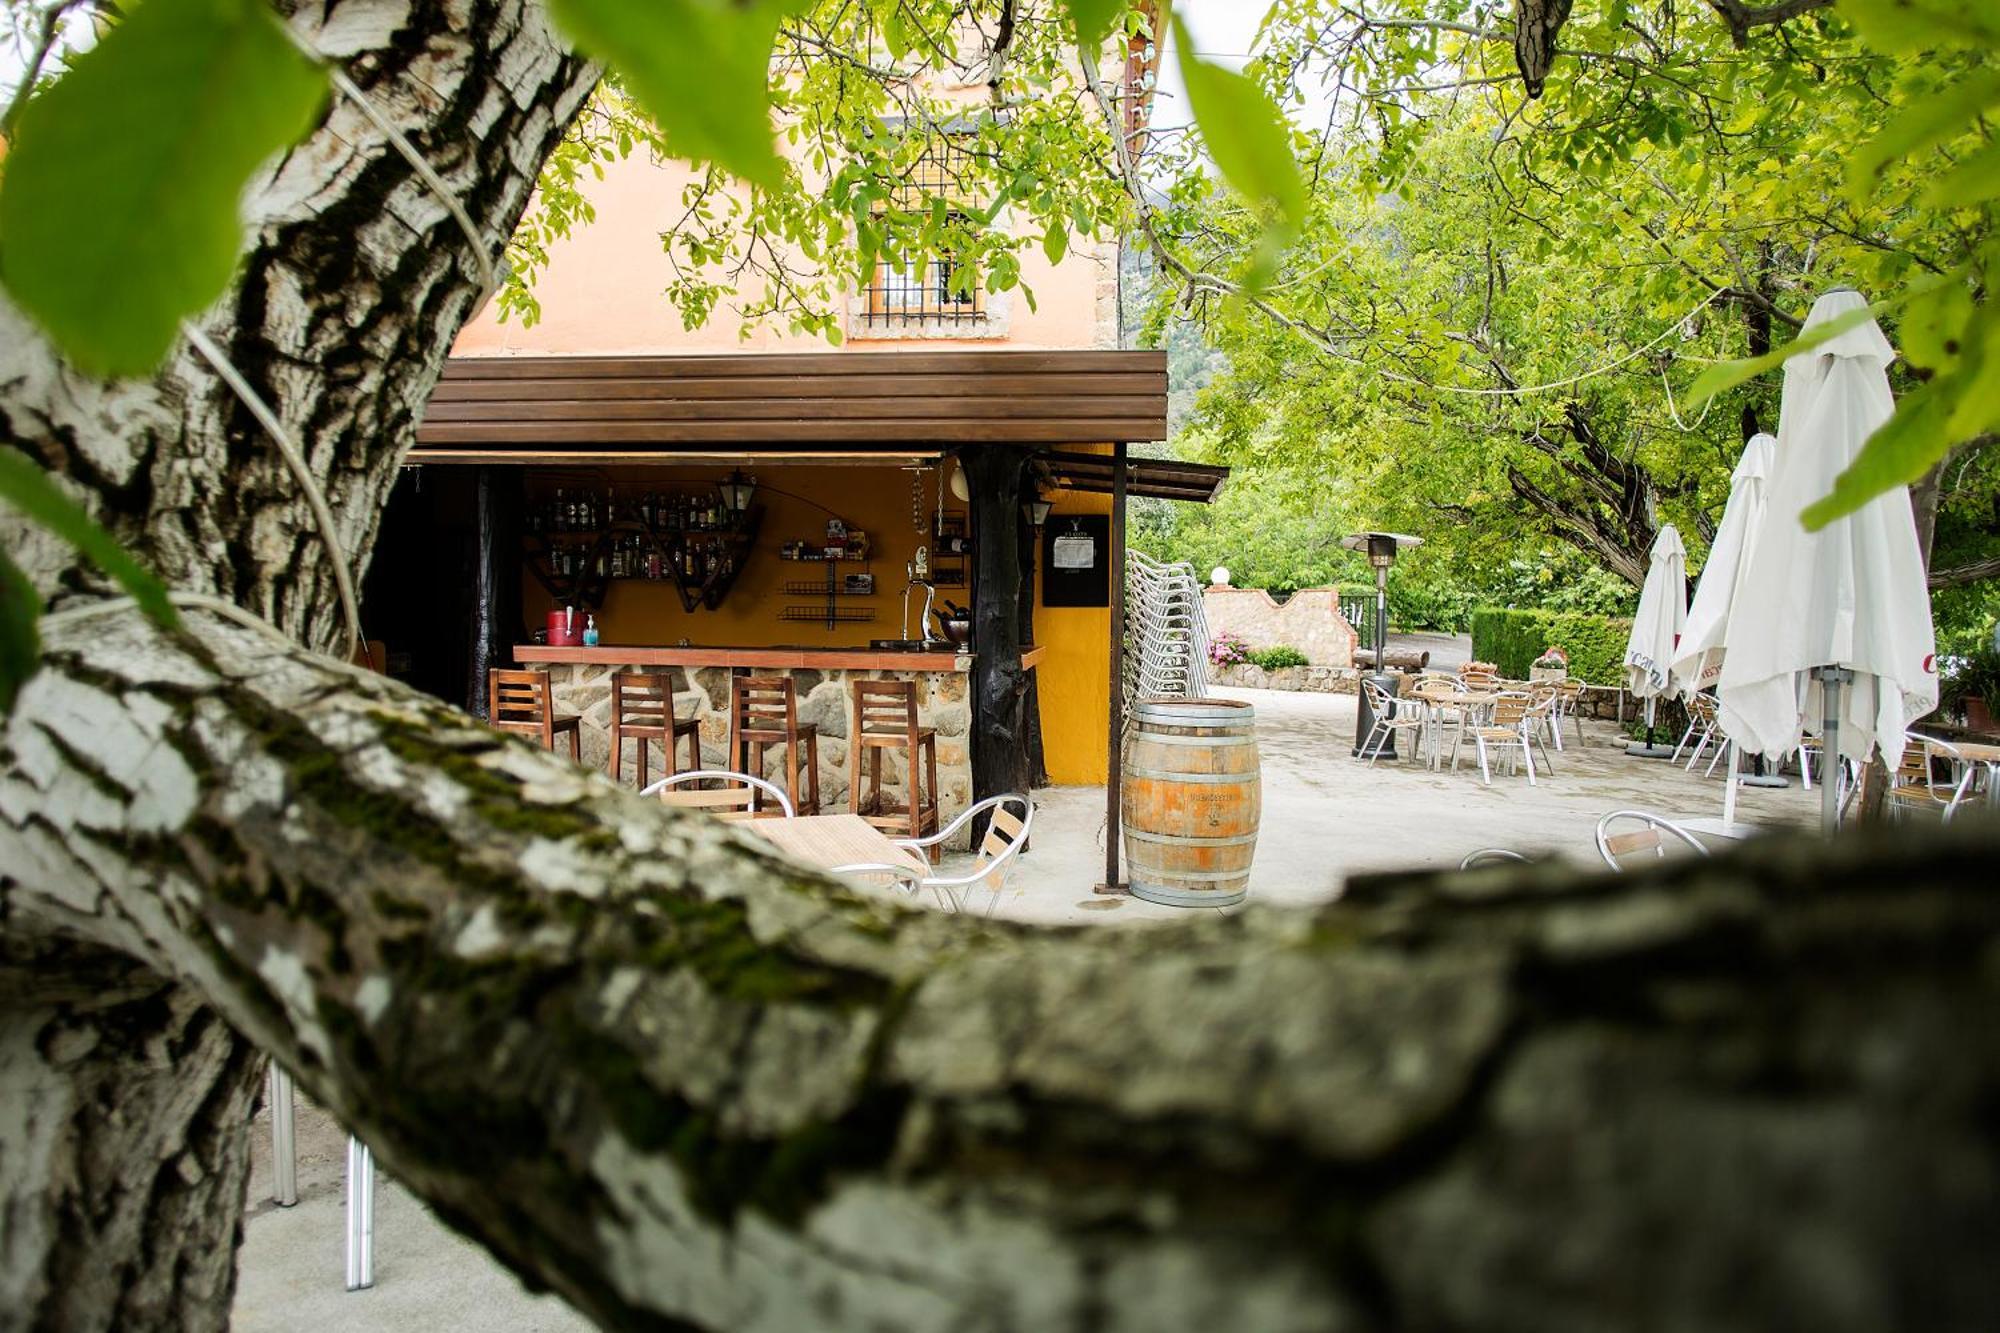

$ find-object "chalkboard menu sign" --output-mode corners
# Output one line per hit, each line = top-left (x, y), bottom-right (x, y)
(1041, 514), (1111, 607)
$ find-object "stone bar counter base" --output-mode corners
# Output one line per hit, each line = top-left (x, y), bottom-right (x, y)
(542, 662), (974, 844)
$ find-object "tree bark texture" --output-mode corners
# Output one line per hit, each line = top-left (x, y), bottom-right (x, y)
(2, 4), (1998, 1332)
(0, 944), (264, 1333)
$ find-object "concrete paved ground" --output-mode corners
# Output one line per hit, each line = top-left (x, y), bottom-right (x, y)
(972, 685), (1816, 925)
(231, 680), (1813, 1328)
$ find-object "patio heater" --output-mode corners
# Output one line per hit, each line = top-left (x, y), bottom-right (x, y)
(1344, 531), (1424, 758)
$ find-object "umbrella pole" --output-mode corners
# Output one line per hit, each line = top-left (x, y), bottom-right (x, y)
(1723, 743), (1740, 827)
(1816, 666), (1853, 836)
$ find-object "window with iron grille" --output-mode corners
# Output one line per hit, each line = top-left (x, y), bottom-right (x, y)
(861, 133), (988, 328)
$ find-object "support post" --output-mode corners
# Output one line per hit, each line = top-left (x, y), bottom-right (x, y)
(467, 466), (523, 719)
(269, 1066), (297, 1208)
(962, 447), (1032, 831)
(1102, 442), (1129, 893)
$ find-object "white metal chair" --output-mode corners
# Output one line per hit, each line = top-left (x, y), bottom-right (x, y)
(1673, 693), (1720, 767)
(1594, 809), (1711, 871)
(1358, 677), (1426, 766)
(643, 768), (796, 820)
(834, 793), (1034, 917)
(1451, 690), (1555, 785)
(1458, 848), (1529, 869)
(1885, 735), (1974, 823)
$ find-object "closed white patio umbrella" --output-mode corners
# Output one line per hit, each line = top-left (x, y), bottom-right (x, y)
(1716, 289), (1938, 833)
(1672, 433), (1776, 694)
(1623, 524), (1688, 757)
(1671, 432), (1780, 831)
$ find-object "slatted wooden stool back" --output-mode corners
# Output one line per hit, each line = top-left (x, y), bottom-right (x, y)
(729, 675), (820, 814)
(610, 670), (700, 788)
(487, 668), (581, 759)
(848, 679), (939, 856)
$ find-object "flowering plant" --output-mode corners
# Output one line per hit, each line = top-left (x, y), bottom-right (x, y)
(1209, 632), (1253, 666)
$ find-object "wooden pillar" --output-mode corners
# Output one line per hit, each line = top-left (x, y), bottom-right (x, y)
(963, 447), (1033, 819)
(1018, 474), (1049, 788)
(466, 466), (523, 719)
(1102, 442), (1129, 893)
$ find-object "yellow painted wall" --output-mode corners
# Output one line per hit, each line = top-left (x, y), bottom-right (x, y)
(524, 463), (964, 647)
(1032, 447), (1115, 785)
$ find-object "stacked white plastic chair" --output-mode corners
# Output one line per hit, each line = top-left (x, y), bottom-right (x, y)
(1124, 551), (1212, 712)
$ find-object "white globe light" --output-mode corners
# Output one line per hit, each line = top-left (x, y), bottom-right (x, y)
(1211, 566), (1231, 586)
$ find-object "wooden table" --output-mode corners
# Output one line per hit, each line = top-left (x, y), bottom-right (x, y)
(745, 814), (928, 879)
(1947, 741), (2000, 806)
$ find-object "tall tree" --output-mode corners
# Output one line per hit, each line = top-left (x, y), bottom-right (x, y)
(0, 4), (1996, 1332)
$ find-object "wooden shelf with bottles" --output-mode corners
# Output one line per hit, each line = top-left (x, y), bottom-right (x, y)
(523, 505), (764, 614)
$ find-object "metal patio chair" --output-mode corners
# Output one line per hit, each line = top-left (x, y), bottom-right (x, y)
(1451, 690), (1556, 786)
(1458, 848), (1529, 870)
(834, 793), (1034, 917)
(1595, 809), (1710, 871)
(1885, 735), (1975, 823)
(1358, 676), (1427, 767)
(644, 769), (796, 820)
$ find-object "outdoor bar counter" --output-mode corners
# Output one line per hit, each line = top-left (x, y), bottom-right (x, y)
(514, 643), (1046, 821)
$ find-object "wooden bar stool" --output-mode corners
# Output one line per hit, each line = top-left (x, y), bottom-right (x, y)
(487, 668), (581, 759)
(609, 670), (700, 789)
(728, 676), (820, 815)
(848, 679), (939, 858)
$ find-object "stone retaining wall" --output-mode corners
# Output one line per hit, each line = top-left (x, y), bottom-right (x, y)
(1202, 586), (1358, 667)
(543, 662), (975, 844)
(1209, 663), (1362, 693)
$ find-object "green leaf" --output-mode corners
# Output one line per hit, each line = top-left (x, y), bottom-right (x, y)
(0, 448), (178, 629)
(1172, 13), (1305, 291)
(1043, 225), (1069, 267)
(1844, 68), (2000, 204)
(0, 547), (39, 716)
(548, 0), (804, 190)
(1841, 0), (2000, 52)
(1065, 0), (1128, 48)
(1683, 304), (1883, 408)
(0, 0), (328, 378)
(1923, 138), (2000, 209)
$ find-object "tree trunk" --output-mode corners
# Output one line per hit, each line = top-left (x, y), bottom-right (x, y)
(0, 943), (264, 1333)
(3, 5), (1999, 1332)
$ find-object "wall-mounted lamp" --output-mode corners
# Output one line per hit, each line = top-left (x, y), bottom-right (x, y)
(1022, 496), (1053, 528)
(719, 469), (757, 514)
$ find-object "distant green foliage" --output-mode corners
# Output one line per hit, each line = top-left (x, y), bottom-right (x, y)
(1471, 608), (1632, 685)
(1247, 645), (1309, 670)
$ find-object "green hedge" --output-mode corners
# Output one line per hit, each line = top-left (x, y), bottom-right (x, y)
(1470, 607), (1633, 684)
(1248, 645), (1310, 670)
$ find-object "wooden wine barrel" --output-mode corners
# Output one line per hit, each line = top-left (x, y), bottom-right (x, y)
(1122, 697), (1261, 908)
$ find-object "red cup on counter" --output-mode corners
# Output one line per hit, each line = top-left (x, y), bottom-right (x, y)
(546, 608), (583, 646)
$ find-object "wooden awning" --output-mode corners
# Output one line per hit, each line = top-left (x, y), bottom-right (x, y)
(1037, 450), (1227, 503)
(411, 349), (1167, 454)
